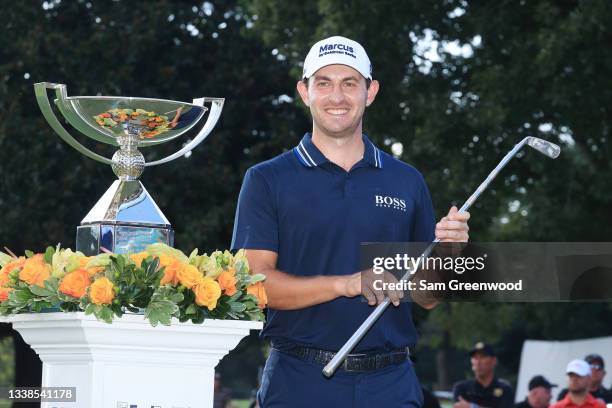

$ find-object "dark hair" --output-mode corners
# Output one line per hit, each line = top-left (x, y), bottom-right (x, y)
(302, 77), (372, 89)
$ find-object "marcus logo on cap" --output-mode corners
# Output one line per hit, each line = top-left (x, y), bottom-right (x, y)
(302, 35), (373, 80)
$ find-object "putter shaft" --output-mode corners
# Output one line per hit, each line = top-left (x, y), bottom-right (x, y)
(322, 137), (552, 377)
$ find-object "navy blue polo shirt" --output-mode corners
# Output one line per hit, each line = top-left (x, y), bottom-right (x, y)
(231, 133), (435, 352)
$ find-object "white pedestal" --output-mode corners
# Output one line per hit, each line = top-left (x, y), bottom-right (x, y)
(1, 312), (262, 408)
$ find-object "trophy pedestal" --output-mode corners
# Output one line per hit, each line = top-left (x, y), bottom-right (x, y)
(77, 179), (174, 255)
(1, 313), (262, 408)
(76, 223), (174, 255)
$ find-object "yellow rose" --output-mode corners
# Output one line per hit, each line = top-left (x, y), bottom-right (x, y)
(247, 282), (268, 309)
(0, 286), (13, 302)
(129, 252), (149, 268)
(218, 270), (237, 296)
(193, 276), (221, 310)
(59, 268), (91, 299)
(158, 254), (181, 286)
(177, 264), (202, 289)
(19, 254), (51, 287)
(89, 277), (115, 305)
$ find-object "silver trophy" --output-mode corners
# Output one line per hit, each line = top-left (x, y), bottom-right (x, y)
(34, 83), (224, 255)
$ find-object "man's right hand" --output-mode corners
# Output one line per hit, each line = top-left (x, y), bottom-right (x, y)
(341, 269), (405, 307)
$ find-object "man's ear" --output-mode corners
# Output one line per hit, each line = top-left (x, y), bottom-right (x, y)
(366, 79), (380, 107)
(296, 80), (310, 107)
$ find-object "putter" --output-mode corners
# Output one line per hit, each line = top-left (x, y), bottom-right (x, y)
(322, 136), (560, 377)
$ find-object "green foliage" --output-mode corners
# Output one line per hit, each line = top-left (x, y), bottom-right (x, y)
(0, 336), (14, 386)
(145, 286), (183, 327)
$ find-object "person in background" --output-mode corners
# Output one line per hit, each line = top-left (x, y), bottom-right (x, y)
(213, 372), (233, 408)
(551, 360), (605, 408)
(453, 342), (514, 408)
(515, 375), (557, 408)
(557, 354), (612, 404)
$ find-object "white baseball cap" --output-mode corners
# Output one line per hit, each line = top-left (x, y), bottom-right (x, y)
(566, 359), (591, 376)
(302, 36), (372, 80)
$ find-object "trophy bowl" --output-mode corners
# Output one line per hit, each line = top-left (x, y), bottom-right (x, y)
(35, 83), (225, 255)
(58, 96), (207, 146)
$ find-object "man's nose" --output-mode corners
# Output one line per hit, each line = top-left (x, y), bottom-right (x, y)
(328, 83), (346, 103)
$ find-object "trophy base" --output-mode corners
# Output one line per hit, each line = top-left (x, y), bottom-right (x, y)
(76, 223), (174, 255)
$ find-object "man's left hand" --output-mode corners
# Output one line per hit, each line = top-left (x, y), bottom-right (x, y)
(435, 206), (470, 242)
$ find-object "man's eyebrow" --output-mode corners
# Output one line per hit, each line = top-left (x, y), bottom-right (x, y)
(312, 75), (360, 82)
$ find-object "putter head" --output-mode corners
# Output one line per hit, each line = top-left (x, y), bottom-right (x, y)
(526, 137), (561, 159)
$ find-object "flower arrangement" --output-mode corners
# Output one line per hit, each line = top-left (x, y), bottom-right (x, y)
(0, 244), (266, 326)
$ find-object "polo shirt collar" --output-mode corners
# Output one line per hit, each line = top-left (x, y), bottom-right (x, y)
(293, 133), (383, 169)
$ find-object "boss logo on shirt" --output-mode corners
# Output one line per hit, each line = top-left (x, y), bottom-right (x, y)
(375, 195), (407, 212)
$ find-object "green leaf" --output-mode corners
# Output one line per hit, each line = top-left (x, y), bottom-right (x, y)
(84, 303), (96, 316)
(185, 304), (197, 315)
(145, 300), (178, 327)
(229, 291), (242, 302)
(44, 278), (59, 293)
(44, 246), (55, 264)
(228, 302), (247, 313)
(94, 306), (114, 323)
(10, 288), (34, 303)
(30, 285), (54, 297)
(24, 250), (34, 258)
(249, 274), (266, 284)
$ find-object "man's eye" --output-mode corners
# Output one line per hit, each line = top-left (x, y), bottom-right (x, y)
(317, 81), (330, 87)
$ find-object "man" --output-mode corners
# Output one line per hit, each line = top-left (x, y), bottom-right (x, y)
(557, 354), (612, 404)
(231, 35), (470, 407)
(453, 342), (514, 408)
(551, 360), (606, 408)
(515, 375), (556, 408)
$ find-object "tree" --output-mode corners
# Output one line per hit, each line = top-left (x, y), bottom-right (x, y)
(0, 0), (299, 394)
(240, 0), (612, 388)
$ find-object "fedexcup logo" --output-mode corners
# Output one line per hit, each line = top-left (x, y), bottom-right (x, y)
(319, 43), (357, 59)
(375, 195), (407, 212)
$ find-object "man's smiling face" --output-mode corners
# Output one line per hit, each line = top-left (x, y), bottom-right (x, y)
(297, 64), (378, 139)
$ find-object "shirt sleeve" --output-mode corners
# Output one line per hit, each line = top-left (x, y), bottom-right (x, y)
(412, 173), (436, 242)
(231, 166), (279, 252)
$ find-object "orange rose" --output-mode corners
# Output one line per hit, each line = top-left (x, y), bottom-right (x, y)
(19, 254), (51, 287)
(0, 286), (14, 302)
(177, 264), (202, 289)
(193, 276), (221, 310)
(129, 252), (149, 268)
(78, 257), (104, 277)
(1, 257), (26, 286)
(218, 270), (237, 296)
(247, 282), (268, 309)
(59, 268), (91, 299)
(89, 277), (115, 305)
(158, 254), (181, 286)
